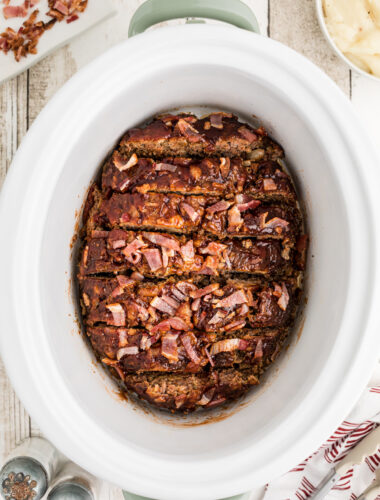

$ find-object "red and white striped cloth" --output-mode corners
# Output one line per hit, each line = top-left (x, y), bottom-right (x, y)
(263, 363), (380, 500)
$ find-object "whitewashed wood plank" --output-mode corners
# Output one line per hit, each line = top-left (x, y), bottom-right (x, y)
(0, 71), (30, 463)
(269, 0), (350, 95)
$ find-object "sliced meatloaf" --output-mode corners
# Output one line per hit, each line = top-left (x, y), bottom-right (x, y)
(79, 229), (292, 278)
(87, 326), (287, 373)
(89, 191), (300, 243)
(77, 111), (307, 413)
(79, 276), (298, 332)
(121, 368), (261, 411)
(119, 113), (284, 160)
(102, 153), (296, 202)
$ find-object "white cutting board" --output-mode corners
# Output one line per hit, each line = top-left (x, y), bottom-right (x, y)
(0, 0), (116, 85)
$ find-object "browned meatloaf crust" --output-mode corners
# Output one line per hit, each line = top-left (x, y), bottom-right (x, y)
(119, 112), (284, 160)
(77, 111), (307, 412)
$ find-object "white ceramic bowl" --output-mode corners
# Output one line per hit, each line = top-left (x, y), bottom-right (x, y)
(315, 0), (380, 82)
(1, 24), (380, 500)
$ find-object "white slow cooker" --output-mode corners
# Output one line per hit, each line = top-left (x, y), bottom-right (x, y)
(1, 3), (380, 499)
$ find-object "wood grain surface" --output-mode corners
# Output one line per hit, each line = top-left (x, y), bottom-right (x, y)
(0, 1), (379, 497)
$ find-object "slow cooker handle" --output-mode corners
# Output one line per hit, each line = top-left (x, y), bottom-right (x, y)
(128, 0), (260, 37)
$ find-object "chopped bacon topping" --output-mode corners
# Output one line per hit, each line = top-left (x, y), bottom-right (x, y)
(208, 310), (225, 325)
(190, 283), (220, 299)
(172, 286), (186, 302)
(181, 333), (201, 364)
(117, 346), (139, 360)
(1, 1), (88, 61)
(162, 295), (179, 309)
(210, 338), (249, 355)
(155, 162), (177, 172)
(206, 200), (232, 214)
(197, 388), (215, 405)
(177, 119), (203, 143)
(235, 195), (261, 212)
(224, 320), (247, 331)
(238, 126), (257, 143)
(114, 152), (138, 172)
(53, 1), (69, 15)
(191, 297), (201, 311)
(143, 232), (180, 252)
(255, 338), (264, 358)
(227, 205), (243, 231)
(141, 248), (162, 271)
(180, 240), (195, 262)
(150, 296), (176, 315)
(118, 329), (128, 347)
(277, 283), (290, 311)
(204, 347), (215, 367)
(161, 333), (179, 362)
(206, 397), (226, 408)
(131, 271), (144, 281)
(263, 178), (277, 191)
(210, 113), (223, 129)
(216, 290), (247, 309)
(180, 202), (200, 222)
(219, 157), (230, 178)
(260, 212), (289, 232)
(121, 238), (145, 259)
(152, 316), (189, 333)
(3, 5), (28, 18)
(91, 230), (109, 238)
(66, 13), (78, 23)
(105, 303), (125, 326)
(199, 241), (226, 255)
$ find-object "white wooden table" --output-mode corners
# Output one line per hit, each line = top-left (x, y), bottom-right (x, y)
(1, 1), (379, 498)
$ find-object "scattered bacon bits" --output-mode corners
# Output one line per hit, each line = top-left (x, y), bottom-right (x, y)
(0, 0), (88, 61)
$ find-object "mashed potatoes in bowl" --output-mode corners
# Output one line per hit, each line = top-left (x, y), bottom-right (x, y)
(320, 0), (380, 79)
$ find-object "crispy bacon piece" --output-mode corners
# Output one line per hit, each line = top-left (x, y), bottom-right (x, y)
(206, 200), (233, 214)
(143, 232), (180, 252)
(141, 248), (162, 271)
(210, 339), (249, 355)
(150, 296), (177, 315)
(238, 126), (257, 143)
(177, 119), (204, 143)
(151, 317), (189, 332)
(105, 303), (125, 326)
(161, 333), (179, 362)
(181, 333), (201, 364)
(190, 283), (220, 299)
(216, 290), (248, 309)
(3, 5), (28, 18)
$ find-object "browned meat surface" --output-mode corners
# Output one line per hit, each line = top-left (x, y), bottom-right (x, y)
(77, 111), (307, 412)
(121, 368), (260, 411)
(90, 192), (299, 243)
(119, 113), (284, 160)
(79, 229), (291, 278)
(80, 276), (296, 332)
(102, 154), (295, 201)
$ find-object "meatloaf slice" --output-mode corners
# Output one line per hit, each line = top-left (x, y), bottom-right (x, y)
(87, 325), (286, 373)
(94, 192), (300, 242)
(119, 113), (284, 160)
(121, 368), (260, 411)
(102, 153), (296, 202)
(80, 276), (297, 331)
(79, 229), (291, 278)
